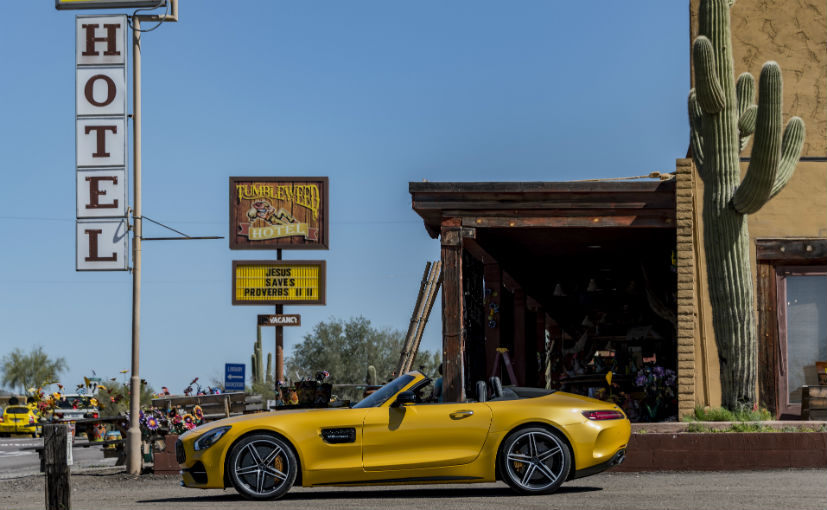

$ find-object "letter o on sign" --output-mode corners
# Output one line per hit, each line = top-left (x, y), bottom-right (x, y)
(84, 74), (117, 107)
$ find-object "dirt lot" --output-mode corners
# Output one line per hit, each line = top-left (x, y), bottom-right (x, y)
(2, 467), (826, 510)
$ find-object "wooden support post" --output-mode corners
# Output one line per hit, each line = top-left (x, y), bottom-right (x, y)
(483, 262), (501, 381)
(44, 424), (71, 510)
(441, 223), (465, 403)
(276, 249), (284, 385)
(275, 317), (284, 383)
(536, 310), (547, 388)
(513, 289), (526, 386)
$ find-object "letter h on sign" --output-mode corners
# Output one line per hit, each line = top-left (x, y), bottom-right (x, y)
(75, 15), (128, 271)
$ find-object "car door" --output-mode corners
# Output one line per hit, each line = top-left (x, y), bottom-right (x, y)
(295, 408), (367, 473)
(362, 402), (492, 471)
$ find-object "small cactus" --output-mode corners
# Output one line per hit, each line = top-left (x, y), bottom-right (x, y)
(689, 0), (804, 409)
(266, 353), (273, 384)
(252, 332), (265, 385)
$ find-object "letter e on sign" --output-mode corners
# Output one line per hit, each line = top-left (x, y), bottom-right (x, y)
(77, 169), (126, 218)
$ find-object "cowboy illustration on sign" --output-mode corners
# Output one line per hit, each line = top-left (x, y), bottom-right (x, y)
(229, 177), (329, 250)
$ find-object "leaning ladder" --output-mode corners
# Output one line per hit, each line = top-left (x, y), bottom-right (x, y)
(396, 261), (443, 375)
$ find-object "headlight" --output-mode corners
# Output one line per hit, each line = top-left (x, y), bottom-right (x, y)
(193, 426), (231, 451)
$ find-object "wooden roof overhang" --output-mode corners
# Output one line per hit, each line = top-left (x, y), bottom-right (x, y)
(410, 180), (677, 308)
(409, 180), (677, 238)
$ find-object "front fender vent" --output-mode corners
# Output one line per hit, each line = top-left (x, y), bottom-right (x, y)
(321, 428), (356, 444)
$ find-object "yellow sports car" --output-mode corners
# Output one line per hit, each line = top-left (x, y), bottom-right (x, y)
(0, 405), (40, 437)
(177, 371), (630, 500)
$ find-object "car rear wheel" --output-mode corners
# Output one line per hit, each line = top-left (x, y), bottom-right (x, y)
(227, 434), (297, 500)
(498, 426), (570, 495)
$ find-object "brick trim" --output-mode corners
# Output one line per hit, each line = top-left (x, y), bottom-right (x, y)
(675, 159), (696, 418)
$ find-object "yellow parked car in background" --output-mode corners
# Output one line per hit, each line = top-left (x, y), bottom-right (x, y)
(177, 371), (630, 500)
(0, 405), (40, 437)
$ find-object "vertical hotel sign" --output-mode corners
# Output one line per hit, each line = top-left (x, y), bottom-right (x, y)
(75, 15), (129, 271)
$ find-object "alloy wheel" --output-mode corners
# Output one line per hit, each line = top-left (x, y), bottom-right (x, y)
(502, 429), (569, 493)
(228, 435), (295, 500)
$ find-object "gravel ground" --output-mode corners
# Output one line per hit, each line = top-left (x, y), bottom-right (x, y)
(2, 468), (825, 510)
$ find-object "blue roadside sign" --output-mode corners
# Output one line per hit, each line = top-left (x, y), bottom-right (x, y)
(225, 363), (246, 392)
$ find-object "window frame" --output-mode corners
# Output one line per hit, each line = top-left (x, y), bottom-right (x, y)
(775, 266), (827, 417)
(755, 238), (826, 419)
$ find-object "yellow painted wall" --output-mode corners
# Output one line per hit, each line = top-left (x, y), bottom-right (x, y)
(688, 0), (827, 408)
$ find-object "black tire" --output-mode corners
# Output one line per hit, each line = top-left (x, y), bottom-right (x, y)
(498, 426), (571, 495)
(227, 433), (297, 500)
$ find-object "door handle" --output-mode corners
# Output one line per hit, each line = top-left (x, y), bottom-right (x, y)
(450, 410), (474, 420)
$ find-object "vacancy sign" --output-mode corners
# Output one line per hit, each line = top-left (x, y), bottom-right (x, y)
(76, 15), (128, 271)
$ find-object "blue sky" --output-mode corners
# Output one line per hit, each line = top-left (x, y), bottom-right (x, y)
(0, 1), (688, 394)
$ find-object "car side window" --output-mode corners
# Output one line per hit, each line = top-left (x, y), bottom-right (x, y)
(352, 375), (414, 408)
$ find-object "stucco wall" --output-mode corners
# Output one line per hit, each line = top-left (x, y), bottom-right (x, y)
(690, 0), (827, 156)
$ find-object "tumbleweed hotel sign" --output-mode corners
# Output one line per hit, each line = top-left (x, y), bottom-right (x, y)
(229, 177), (329, 250)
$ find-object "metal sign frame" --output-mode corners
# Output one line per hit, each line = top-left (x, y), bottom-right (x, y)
(232, 260), (326, 306)
(57, 0), (166, 10)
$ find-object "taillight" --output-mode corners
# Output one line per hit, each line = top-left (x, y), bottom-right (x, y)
(91, 413), (99, 419)
(582, 410), (625, 421)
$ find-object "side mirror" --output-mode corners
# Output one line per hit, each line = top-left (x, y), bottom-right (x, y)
(392, 390), (416, 407)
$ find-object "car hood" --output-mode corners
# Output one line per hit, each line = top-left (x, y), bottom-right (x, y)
(180, 407), (339, 440)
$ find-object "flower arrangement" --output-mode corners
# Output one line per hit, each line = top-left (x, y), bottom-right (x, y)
(632, 364), (677, 422)
(136, 405), (205, 439)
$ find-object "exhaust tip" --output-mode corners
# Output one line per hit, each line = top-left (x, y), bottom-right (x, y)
(611, 449), (626, 466)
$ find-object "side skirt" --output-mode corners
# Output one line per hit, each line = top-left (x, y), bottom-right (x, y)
(313, 476), (484, 486)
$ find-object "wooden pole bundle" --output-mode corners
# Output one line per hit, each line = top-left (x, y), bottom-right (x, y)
(397, 261), (443, 374)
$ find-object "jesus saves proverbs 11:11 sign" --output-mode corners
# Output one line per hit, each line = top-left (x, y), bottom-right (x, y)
(232, 261), (326, 306)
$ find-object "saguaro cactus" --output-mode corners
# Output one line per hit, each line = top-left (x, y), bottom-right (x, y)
(252, 334), (265, 385)
(689, 0), (804, 409)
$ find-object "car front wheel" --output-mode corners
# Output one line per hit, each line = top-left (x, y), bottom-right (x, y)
(498, 426), (571, 495)
(227, 433), (297, 500)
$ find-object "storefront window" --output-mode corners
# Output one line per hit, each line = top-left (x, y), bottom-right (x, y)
(783, 274), (827, 405)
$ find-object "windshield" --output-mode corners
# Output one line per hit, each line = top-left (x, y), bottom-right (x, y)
(57, 396), (94, 409)
(352, 374), (415, 409)
(6, 407), (29, 415)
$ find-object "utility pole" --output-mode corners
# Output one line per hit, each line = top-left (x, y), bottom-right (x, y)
(126, 0), (179, 476)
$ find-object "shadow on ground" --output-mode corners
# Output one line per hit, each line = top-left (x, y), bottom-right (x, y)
(138, 485), (602, 503)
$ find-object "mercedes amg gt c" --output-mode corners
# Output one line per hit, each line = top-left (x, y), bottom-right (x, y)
(176, 371), (630, 500)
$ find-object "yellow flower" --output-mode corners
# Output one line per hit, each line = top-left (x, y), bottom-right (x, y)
(96, 385), (108, 391)
(90, 398), (99, 407)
